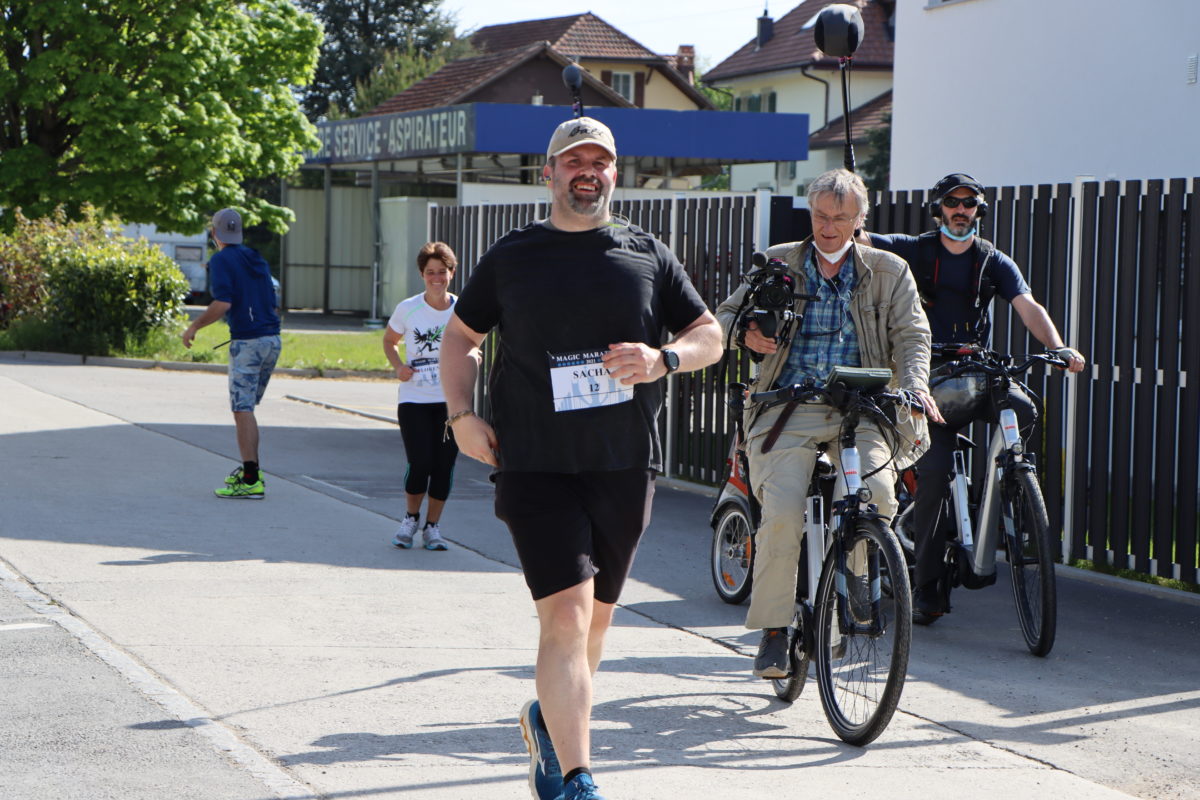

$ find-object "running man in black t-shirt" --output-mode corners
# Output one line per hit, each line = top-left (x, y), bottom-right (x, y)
(861, 173), (1085, 621)
(440, 117), (722, 800)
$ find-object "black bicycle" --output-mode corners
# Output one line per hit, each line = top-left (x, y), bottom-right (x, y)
(711, 368), (914, 745)
(891, 345), (1067, 656)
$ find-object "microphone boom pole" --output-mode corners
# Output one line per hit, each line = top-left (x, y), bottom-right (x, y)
(813, 4), (866, 173)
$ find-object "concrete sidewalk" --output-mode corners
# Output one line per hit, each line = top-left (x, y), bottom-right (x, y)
(1, 357), (1195, 799)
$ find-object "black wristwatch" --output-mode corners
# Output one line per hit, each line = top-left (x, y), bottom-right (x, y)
(662, 348), (681, 374)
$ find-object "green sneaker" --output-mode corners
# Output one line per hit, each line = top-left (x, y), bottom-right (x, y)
(215, 479), (265, 499)
(224, 467), (265, 487)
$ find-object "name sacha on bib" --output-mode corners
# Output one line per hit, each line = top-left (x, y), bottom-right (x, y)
(548, 349), (633, 412)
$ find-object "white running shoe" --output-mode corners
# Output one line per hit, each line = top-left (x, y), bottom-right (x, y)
(392, 516), (419, 549)
(422, 523), (448, 551)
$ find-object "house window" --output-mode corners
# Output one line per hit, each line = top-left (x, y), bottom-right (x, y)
(739, 91), (776, 113)
(610, 72), (634, 102)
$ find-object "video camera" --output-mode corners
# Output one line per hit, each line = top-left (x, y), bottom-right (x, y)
(735, 252), (817, 361)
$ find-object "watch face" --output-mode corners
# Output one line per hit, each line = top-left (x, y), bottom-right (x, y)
(664, 349), (680, 372)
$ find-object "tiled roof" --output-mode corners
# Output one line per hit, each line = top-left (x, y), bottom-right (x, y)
(809, 89), (891, 147)
(365, 42), (630, 116)
(367, 45), (541, 115)
(367, 14), (711, 116)
(471, 13), (659, 61)
(703, 0), (894, 83)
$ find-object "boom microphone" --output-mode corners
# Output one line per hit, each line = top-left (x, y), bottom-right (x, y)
(814, 4), (866, 173)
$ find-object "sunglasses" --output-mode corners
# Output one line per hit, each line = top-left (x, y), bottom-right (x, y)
(942, 196), (981, 209)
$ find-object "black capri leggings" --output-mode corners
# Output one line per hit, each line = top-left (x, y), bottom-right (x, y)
(396, 402), (460, 501)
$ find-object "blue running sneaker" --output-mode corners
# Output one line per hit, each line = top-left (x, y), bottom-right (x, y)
(556, 773), (605, 800)
(518, 699), (562, 800)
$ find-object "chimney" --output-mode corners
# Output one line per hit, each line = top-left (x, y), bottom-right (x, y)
(675, 45), (695, 84)
(756, 8), (774, 49)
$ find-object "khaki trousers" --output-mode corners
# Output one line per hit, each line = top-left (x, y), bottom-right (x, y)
(744, 404), (897, 630)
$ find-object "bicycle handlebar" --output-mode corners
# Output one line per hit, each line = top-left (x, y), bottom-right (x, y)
(931, 345), (1068, 380)
(750, 380), (922, 416)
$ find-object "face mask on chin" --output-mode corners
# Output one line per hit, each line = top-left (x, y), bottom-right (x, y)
(940, 223), (976, 242)
(815, 239), (854, 263)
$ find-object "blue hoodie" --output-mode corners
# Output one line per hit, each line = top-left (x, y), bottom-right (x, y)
(208, 244), (280, 339)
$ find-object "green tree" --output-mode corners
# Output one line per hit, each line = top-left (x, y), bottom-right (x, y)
(342, 38), (475, 119)
(697, 78), (734, 112)
(0, 1), (322, 235)
(861, 113), (892, 192)
(300, 0), (457, 120)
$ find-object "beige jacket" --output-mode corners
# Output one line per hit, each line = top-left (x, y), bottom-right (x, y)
(715, 238), (933, 468)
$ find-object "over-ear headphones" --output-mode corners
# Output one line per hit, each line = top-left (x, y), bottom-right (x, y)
(928, 172), (988, 221)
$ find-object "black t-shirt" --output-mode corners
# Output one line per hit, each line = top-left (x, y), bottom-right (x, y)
(869, 233), (1030, 344)
(454, 220), (708, 473)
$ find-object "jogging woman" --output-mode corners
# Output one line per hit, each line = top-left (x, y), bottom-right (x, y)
(383, 242), (461, 550)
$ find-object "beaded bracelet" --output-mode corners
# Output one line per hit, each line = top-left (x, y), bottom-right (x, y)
(443, 409), (475, 441)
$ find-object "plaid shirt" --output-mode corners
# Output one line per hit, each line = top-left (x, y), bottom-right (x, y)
(777, 248), (861, 387)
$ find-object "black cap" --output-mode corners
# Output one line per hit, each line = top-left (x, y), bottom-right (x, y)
(930, 173), (984, 202)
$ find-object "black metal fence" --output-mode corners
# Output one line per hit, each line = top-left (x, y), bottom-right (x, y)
(874, 179), (1199, 584)
(431, 178), (1200, 585)
(430, 195), (759, 488)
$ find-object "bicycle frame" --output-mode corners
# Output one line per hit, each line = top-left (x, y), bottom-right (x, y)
(805, 447), (868, 610)
(937, 353), (1057, 582)
(806, 418), (886, 637)
(966, 406), (1023, 578)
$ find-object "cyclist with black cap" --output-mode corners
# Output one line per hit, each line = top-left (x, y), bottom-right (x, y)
(860, 173), (1085, 620)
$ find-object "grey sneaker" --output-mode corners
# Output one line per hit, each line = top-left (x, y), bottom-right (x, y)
(422, 523), (448, 551)
(753, 627), (790, 678)
(392, 516), (419, 549)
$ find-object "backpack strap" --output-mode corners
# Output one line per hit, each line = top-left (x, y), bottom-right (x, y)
(913, 231), (941, 307)
(971, 236), (997, 341)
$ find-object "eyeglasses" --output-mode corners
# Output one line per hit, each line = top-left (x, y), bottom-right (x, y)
(942, 196), (981, 209)
(812, 212), (858, 227)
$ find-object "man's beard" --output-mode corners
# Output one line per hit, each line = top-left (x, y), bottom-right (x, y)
(945, 214), (974, 235)
(566, 182), (611, 219)
(568, 190), (609, 218)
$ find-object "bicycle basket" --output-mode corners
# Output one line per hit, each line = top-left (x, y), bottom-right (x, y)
(930, 365), (988, 429)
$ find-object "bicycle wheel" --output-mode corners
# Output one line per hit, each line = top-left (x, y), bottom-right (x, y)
(814, 518), (912, 746)
(711, 503), (754, 604)
(772, 609), (812, 702)
(1004, 469), (1057, 656)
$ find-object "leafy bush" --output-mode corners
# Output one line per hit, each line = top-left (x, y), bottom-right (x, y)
(0, 206), (188, 355)
(0, 207), (100, 328)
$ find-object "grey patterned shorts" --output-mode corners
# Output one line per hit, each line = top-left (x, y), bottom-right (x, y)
(228, 335), (282, 412)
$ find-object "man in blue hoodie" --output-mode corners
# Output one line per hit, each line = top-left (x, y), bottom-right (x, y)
(182, 208), (282, 498)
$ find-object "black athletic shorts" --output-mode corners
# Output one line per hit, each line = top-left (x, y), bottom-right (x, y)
(494, 468), (656, 604)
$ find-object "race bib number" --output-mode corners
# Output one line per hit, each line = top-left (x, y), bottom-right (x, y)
(548, 349), (633, 412)
(410, 356), (439, 388)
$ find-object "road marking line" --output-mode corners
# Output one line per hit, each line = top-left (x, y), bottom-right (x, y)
(0, 621), (52, 632)
(0, 560), (318, 800)
(302, 475), (369, 498)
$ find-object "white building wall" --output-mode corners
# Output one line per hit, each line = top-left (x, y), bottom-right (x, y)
(722, 69), (893, 194)
(379, 197), (431, 316)
(891, 0), (1200, 190)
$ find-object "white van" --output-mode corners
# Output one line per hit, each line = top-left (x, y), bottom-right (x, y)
(120, 223), (210, 304)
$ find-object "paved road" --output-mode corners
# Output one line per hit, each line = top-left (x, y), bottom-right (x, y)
(1, 356), (1196, 799)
